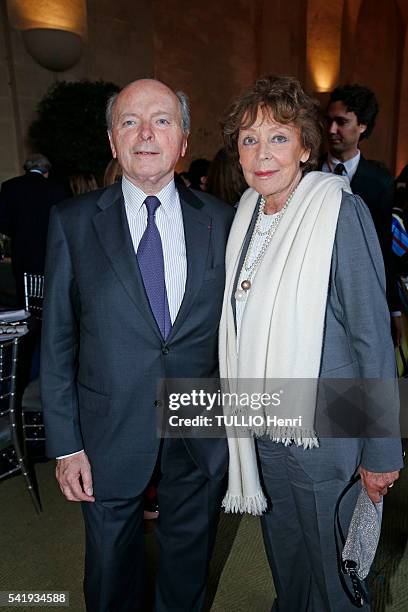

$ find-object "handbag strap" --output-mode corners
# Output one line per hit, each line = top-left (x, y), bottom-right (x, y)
(334, 474), (369, 608)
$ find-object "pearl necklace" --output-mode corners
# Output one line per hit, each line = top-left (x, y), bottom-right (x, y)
(235, 189), (296, 302)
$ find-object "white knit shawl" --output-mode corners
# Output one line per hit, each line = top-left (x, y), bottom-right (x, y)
(219, 172), (351, 515)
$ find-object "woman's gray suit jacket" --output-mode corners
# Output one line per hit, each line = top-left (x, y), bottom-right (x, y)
(234, 190), (403, 479)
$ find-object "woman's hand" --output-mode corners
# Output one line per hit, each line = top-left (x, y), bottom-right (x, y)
(358, 466), (399, 503)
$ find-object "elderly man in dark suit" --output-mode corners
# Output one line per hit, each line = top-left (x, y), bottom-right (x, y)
(0, 154), (67, 305)
(322, 84), (401, 342)
(41, 79), (234, 612)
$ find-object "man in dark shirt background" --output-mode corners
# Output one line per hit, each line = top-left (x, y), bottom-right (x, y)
(0, 153), (67, 306)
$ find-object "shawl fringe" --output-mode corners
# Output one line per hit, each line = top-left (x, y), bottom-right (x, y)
(266, 427), (320, 450)
(228, 412), (321, 449)
(222, 490), (268, 515)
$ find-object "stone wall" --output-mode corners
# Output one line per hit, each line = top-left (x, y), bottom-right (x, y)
(1, 0), (408, 181)
(152, 0), (258, 170)
(0, 0), (154, 182)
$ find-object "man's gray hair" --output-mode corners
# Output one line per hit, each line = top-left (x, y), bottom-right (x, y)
(175, 90), (190, 134)
(23, 154), (51, 174)
(105, 86), (190, 134)
(106, 92), (118, 132)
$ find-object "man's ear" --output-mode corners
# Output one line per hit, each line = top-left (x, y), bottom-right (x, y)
(181, 134), (188, 158)
(359, 123), (367, 136)
(108, 131), (117, 159)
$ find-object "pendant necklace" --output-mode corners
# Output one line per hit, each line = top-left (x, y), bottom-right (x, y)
(235, 189), (296, 302)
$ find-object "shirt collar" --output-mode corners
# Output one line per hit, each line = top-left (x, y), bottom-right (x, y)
(121, 176), (178, 217)
(327, 150), (361, 180)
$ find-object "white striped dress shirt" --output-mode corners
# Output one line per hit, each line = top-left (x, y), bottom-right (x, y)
(121, 176), (187, 323)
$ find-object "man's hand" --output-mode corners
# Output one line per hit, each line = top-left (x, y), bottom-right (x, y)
(56, 451), (95, 502)
(358, 466), (399, 503)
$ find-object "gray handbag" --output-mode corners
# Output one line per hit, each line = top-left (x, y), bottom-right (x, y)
(342, 484), (383, 579)
(335, 475), (382, 607)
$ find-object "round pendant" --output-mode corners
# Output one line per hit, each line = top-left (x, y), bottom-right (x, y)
(241, 279), (251, 291)
(234, 288), (247, 302)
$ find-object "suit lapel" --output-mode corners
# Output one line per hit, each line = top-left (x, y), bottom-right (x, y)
(92, 184), (162, 339)
(168, 185), (211, 340)
(350, 155), (366, 193)
(321, 153), (366, 193)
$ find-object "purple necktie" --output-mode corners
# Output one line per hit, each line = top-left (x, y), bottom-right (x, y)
(137, 196), (172, 339)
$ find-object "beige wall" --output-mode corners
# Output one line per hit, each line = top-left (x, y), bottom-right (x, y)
(259, 0), (307, 82)
(0, 0), (154, 183)
(396, 27), (408, 177)
(152, 0), (258, 170)
(1, 0), (258, 181)
(0, 3), (21, 182)
(306, 0), (343, 92)
(306, 0), (407, 174)
(351, 0), (401, 170)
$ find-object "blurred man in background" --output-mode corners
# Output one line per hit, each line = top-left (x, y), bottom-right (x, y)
(0, 153), (67, 306)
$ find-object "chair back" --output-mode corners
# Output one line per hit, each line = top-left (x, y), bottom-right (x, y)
(0, 338), (19, 474)
(24, 273), (44, 319)
(0, 337), (41, 512)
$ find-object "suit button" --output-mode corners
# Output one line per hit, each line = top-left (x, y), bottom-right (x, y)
(154, 400), (162, 407)
(162, 346), (169, 355)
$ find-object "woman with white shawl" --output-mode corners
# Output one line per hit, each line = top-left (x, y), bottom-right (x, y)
(219, 75), (402, 612)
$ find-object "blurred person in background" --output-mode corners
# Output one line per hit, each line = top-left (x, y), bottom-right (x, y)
(188, 157), (210, 191)
(103, 157), (123, 187)
(206, 147), (248, 206)
(0, 153), (67, 306)
(70, 173), (99, 196)
(396, 164), (408, 191)
(177, 171), (191, 187)
(392, 188), (408, 277)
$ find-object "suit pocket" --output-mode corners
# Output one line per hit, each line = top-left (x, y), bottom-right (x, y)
(77, 381), (110, 416)
(320, 360), (358, 378)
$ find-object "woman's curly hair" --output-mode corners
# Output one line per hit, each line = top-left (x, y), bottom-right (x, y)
(222, 75), (323, 174)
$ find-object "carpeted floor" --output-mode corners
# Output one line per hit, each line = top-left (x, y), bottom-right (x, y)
(0, 456), (407, 612)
